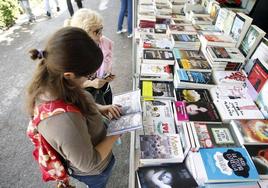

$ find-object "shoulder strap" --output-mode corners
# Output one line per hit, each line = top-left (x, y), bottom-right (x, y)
(27, 100), (80, 183)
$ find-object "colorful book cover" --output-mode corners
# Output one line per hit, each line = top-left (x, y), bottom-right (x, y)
(256, 80), (268, 118)
(139, 134), (184, 162)
(200, 147), (259, 182)
(141, 81), (174, 99)
(194, 123), (240, 148)
(172, 34), (199, 42)
(233, 120), (268, 144)
(178, 69), (214, 84)
(174, 101), (221, 123)
(137, 164), (198, 188)
(175, 88), (212, 103)
(244, 144), (268, 179)
(213, 71), (247, 85)
(247, 58), (268, 93)
(143, 49), (174, 61)
(143, 100), (176, 135)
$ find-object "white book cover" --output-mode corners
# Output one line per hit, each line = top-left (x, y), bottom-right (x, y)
(199, 31), (236, 48)
(210, 85), (252, 101)
(143, 100), (176, 134)
(140, 64), (173, 81)
(176, 121), (191, 158)
(229, 12), (253, 47)
(139, 134), (184, 164)
(107, 90), (143, 135)
(214, 8), (228, 31)
(141, 33), (173, 49)
(222, 10), (236, 35)
(239, 25), (266, 59)
(206, 46), (245, 62)
(167, 24), (197, 35)
(214, 99), (264, 121)
(250, 38), (268, 63)
(213, 71), (247, 86)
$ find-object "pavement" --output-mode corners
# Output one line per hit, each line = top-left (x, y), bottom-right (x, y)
(0, 0), (132, 187)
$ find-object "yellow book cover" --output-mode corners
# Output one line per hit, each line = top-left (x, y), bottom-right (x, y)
(142, 81), (153, 100)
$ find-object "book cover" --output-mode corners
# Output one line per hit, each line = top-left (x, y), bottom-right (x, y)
(251, 38), (268, 63)
(177, 69), (214, 84)
(143, 49), (175, 63)
(247, 58), (268, 93)
(173, 49), (207, 61)
(143, 100), (176, 135)
(239, 25), (266, 58)
(139, 134), (184, 163)
(106, 90), (143, 135)
(141, 81), (174, 100)
(244, 144), (268, 179)
(200, 147), (259, 183)
(140, 64), (173, 80)
(141, 34), (173, 49)
(214, 99), (264, 121)
(175, 88), (212, 103)
(210, 85), (252, 101)
(256, 80), (268, 118)
(222, 10), (236, 34)
(137, 163), (198, 188)
(213, 71), (247, 86)
(172, 34), (200, 43)
(174, 101), (221, 123)
(232, 120), (268, 144)
(168, 24), (196, 34)
(154, 23), (167, 34)
(194, 123), (240, 148)
(207, 46), (245, 62)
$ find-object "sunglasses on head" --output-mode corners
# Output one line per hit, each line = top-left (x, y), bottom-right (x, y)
(94, 27), (103, 35)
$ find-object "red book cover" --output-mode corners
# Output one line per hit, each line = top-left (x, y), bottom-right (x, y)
(247, 59), (268, 93)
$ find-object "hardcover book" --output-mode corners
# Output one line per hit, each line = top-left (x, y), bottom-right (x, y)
(193, 122), (240, 148)
(231, 120), (268, 145)
(143, 100), (176, 135)
(174, 101), (221, 123)
(143, 49), (175, 65)
(199, 147), (259, 183)
(175, 88), (212, 103)
(239, 25), (266, 59)
(244, 144), (268, 179)
(141, 80), (174, 100)
(106, 90), (143, 136)
(139, 134), (184, 164)
(214, 99), (264, 121)
(136, 163), (198, 188)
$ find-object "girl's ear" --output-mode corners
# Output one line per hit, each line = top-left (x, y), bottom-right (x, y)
(63, 72), (76, 79)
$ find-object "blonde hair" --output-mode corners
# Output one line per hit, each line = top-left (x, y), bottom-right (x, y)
(68, 8), (103, 34)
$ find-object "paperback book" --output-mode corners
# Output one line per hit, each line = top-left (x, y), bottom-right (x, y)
(175, 88), (212, 103)
(106, 90), (143, 136)
(143, 100), (176, 135)
(231, 120), (268, 145)
(141, 33), (173, 49)
(139, 134), (184, 164)
(213, 71), (247, 86)
(167, 24), (197, 35)
(176, 69), (215, 85)
(143, 49), (175, 65)
(199, 147), (259, 183)
(251, 38), (268, 63)
(174, 101), (221, 123)
(140, 64), (173, 81)
(141, 80), (174, 100)
(239, 25), (266, 59)
(214, 99), (264, 122)
(199, 32), (237, 48)
(256, 80), (268, 118)
(193, 122), (240, 148)
(244, 144), (268, 179)
(136, 163), (198, 188)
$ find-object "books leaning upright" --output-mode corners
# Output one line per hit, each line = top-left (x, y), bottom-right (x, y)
(106, 90), (143, 136)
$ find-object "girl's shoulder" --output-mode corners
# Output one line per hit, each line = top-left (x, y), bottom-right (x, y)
(100, 36), (114, 48)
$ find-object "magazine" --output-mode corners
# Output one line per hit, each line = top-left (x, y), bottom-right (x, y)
(106, 90), (143, 136)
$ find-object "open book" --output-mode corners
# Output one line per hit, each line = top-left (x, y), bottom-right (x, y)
(106, 90), (143, 136)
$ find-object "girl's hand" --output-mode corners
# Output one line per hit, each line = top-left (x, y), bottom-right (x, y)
(98, 104), (122, 119)
(104, 75), (115, 82)
(89, 78), (107, 89)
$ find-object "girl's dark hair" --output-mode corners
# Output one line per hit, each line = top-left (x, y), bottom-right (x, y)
(26, 27), (103, 116)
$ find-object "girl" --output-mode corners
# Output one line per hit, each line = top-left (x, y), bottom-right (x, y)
(26, 27), (122, 188)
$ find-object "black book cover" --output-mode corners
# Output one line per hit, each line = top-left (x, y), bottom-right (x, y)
(175, 88), (212, 103)
(137, 163), (198, 188)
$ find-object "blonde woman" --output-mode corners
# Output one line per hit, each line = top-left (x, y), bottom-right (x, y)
(66, 8), (115, 105)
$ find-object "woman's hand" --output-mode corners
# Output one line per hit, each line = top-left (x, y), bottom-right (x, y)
(83, 78), (107, 89)
(104, 74), (115, 82)
(98, 104), (122, 120)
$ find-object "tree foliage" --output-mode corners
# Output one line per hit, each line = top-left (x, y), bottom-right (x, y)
(0, 0), (20, 29)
